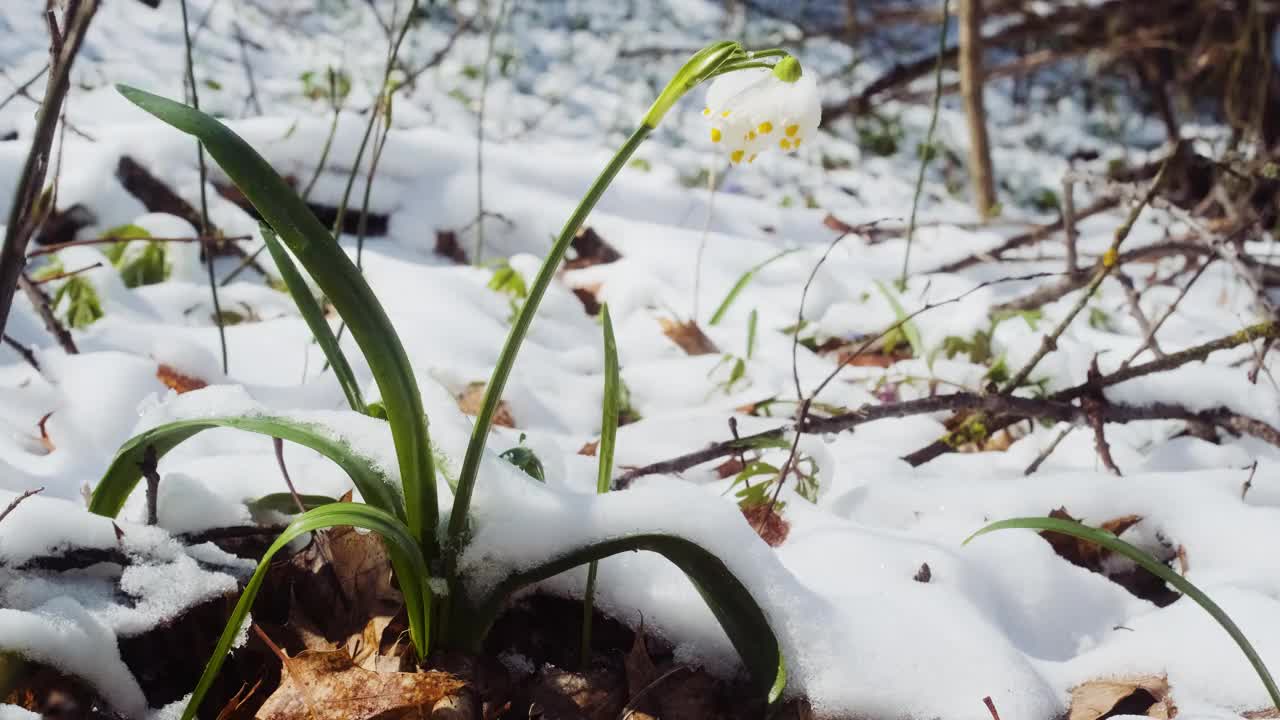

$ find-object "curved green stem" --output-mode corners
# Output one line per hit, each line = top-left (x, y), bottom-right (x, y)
(448, 126), (650, 551)
(707, 61), (774, 78)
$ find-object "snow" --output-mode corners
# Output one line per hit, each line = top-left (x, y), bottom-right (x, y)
(2, 0), (1279, 718)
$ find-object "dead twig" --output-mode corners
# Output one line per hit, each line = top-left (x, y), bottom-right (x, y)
(0, 487), (44, 526)
(617, 321), (1280, 484)
(1084, 358), (1122, 475)
(2, 334), (40, 371)
(1115, 271), (1164, 358)
(1023, 425), (1074, 476)
(273, 437), (307, 514)
(141, 444), (160, 526)
(18, 273), (77, 355)
(31, 261), (103, 285)
(901, 320), (1280, 466)
(1242, 460), (1258, 500)
(0, 64), (50, 115)
(935, 196), (1119, 273)
(0, 0), (100, 342)
(1122, 257), (1213, 367)
(999, 153), (1174, 394)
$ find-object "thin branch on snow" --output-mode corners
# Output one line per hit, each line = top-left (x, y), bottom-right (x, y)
(617, 321), (1280, 485)
(0, 487), (43, 526)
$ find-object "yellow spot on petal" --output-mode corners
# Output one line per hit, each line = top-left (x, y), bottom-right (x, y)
(785, 124), (799, 137)
(731, 149), (745, 163)
(711, 127), (722, 143)
(721, 110), (731, 118)
(779, 138), (791, 150)
(748, 131), (757, 140)
(703, 107), (711, 116)
(794, 138), (802, 148)
(759, 121), (773, 134)
(748, 153), (757, 163)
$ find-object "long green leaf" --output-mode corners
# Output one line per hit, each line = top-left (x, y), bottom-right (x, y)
(179, 503), (431, 720)
(581, 304), (620, 666)
(967, 517), (1280, 711)
(115, 85), (437, 552)
(88, 415), (404, 522)
(259, 225), (365, 413)
(709, 249), (799, 326)
(447, 125), (652, 558)
(455, 533), (786, 706)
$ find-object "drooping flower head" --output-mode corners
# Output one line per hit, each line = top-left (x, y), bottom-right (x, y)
(702, 56), (820, 165)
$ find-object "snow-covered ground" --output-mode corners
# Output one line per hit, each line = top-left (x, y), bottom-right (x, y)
(2, 1), (1279, 718)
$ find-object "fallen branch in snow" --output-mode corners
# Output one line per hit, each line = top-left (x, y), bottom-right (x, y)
(616, 321), (1280, 485)
(934, 196), (1119, 274)
(900, 320), (1280, 465)
(616, 392), (1280, 486)
(0, 487), (43, 526)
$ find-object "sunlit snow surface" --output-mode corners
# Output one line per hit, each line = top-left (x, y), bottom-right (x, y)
(1, 1), (1278, 718)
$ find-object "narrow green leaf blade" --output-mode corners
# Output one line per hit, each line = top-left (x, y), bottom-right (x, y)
(966, 517), (1280, 711)
(582, 304), (622, 667)
(115, 85), (436, 549)
(596, 304), (619, 495)
(178, 503), (431, 720)
(709, 249), (798, 326)
(260, 225), (366, 413)
(461, 533), (786, 706)
(87, 415), (404, 522)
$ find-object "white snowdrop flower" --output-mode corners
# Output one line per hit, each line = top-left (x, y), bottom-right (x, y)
(701, 56), (820, 165)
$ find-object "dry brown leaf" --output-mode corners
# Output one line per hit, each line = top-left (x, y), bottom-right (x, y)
(529, 664), (626, 720)
(36, 411), (54, 453)
(564, 227), (622, 270)
(156, 364), (208, 394)
(1040, 509), (1180, 606)
(257, 649), (464, 720)
(1043, 508), (1143, 571)
(286, 524), (405, 661)
(572, 286), (602, 316)
(624, 629), (658, 708)
(435, 229), (468, 264)
(742, 503), (790, 547)
(823, 213), (859, 234)
(1068, 675), (1175, 720)
(658, 318), (719, 356)
(578, 440), (599, 457)
(714, 457), (745, 479)
(457, 382), (516, 428)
